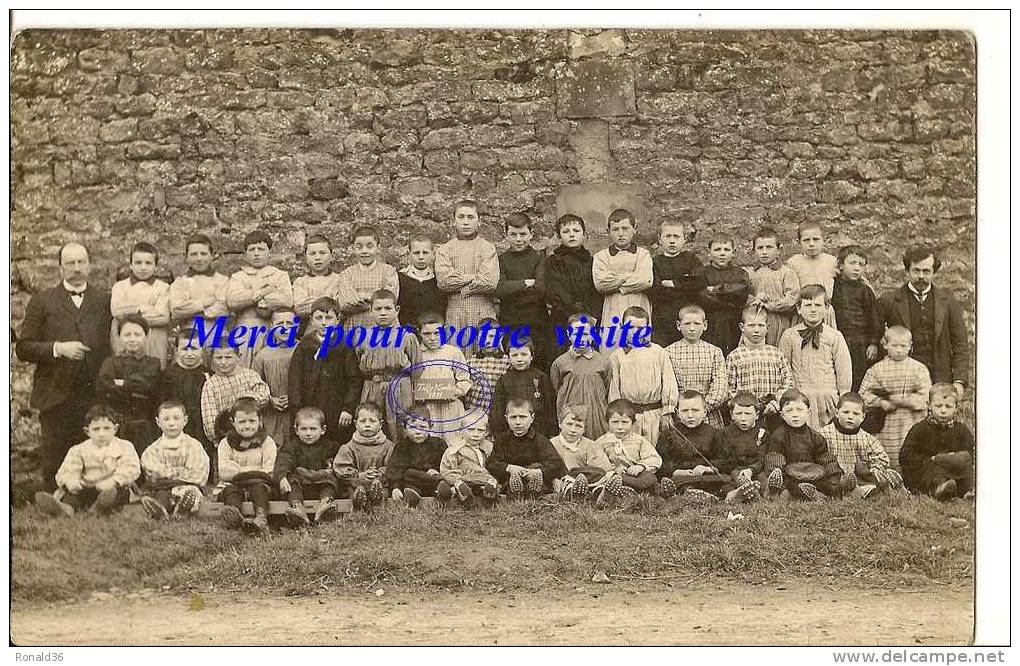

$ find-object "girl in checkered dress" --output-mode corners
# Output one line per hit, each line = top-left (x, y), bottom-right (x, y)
(859, 326), (932, 471)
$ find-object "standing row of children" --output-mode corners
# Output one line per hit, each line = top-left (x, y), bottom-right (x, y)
(33, 200), (974, 530)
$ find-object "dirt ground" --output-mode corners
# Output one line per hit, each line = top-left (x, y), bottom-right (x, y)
(11, 582), (972, 646)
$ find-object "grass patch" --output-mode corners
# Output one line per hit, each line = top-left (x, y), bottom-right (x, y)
(12, 493), (973, 603)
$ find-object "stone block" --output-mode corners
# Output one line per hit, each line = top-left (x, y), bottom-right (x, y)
(820, 180), (863, 203)
(309, 177), (349, 201)
(557, 60), (636, 119)
(132, 47), (184, 74)
(567, 29), (627, 60)
(99, 118), (139, 143)
(556, 183), (649, 239)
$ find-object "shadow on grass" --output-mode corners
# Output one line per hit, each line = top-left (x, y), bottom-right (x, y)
(12, 493), (974, 603)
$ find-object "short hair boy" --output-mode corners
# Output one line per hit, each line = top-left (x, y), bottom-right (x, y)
(97, 314), (161, 454)
(111, 241), (171, 368)
(696, 234), (751, 355)
(548, 404), (619, 501)
(293, 233), (342, 318)
(726, 305), (794, 431)
(225, 229), (294, 367)
(252, 308), (297, 449)
(657, 390), (730, 501)
(385, 410), (447, 507)
(496, 212), (554, 369)
(607, 306), (679, 447)
(898, 384), (974, 500)
(200, 345), (271, 445)
(761, 389), (845, 501)
(465, 316), (511, 413)
(487, 398), (566, 499)
(169, 233), (229, 331)
(162, 329), (212, 475)
(273, 406), (342, 526)
(649, 221), (704, 347)
(397, 235), (448, 332)
(435, 200), (500, 329)
(785, 221), (838, 328)
(139, 401), (210, 520)
(332, 403), (395, 511)
(748, 227), (800, 347)
(818, 392), (903, 499)
(34, 404), (141, 517)
(357, 289), (420, 441)
(416, 311), (471, 441)
(217, 397), (278, 536)
(545, 214), (603, 337)
(777, 284), (853, 429)
(440, 414), (500, 508)
(714, 391), (767, 502)
(592, 208), (654, 330)
(832, 245), (884, 391)
(594, 398), (662, 496)
(337, 226), (400, 328)
(491, 337), (557, 436)
(664, 304), (727, 428)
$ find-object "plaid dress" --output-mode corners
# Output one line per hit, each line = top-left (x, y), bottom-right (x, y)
(336, 261), (400, 328)
(725, 341), (794, 402)
(435, 236), (499, 330)
(859, 357), (931, 470)
(817, 422), (891, 475)
(664, 339), (728, 428)
(464, 350), (510, 412)
(748, 264), (800, 347)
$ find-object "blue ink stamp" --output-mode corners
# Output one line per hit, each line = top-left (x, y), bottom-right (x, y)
(386, 359), (492, 436)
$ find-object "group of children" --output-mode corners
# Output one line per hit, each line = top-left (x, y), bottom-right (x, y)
(32, 200), (976, 533)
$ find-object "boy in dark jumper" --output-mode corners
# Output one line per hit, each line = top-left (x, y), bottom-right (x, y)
(832, 245), (884, 391)
(386, 410), (448, 507)
(274, 406), (341, 527)
(899, 383), (975, 500)
(657, 390), (726, 501)
(287, 297), (363, 442)
(545, 214), (603, 342)
(487, 398), (566, 499)
(161, 330), (211, 468)
(713, 391), (767, 503)
(496, 213), (553, 370)
(697, 234), (751, 355)
(649, 221), (704, 347)
(397, 236), (447, 333)
(491, 337), (557, 436)
(762, 389), (846, 501)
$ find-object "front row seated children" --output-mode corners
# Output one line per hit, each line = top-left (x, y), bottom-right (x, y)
(273, 406), (342, 527)
(217, 398), (278, 537)
(818, 393), (903, 499)
(899, 384), (975, 501)
(139, 400), (210, 520)
(332, 403), (395, 511)
(713, 392), (768, 503)
(657, 391), (727, 501)
(548, 404), (622, 502)
(201, 345), (271, 446)
(439, 415), (501, 508)
(161, 329), (213, 478)
(386, 410), (447, 507)
(761, 390), (846, 502)
(491, 337), (556, 436)
(487, 398), (566, 499)
(35, 405), (141, 517)
(594, 399), (662, 496)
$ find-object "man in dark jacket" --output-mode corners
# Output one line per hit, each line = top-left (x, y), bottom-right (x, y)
(879, 245), (969, 396)
(16, 243), (112, 490)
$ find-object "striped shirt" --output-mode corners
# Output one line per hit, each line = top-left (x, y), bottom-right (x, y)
(465, 353), (510, 411)
(664, 339), (728, 427)
(725, 341), (794, 401)
(336, 261), (400, 328)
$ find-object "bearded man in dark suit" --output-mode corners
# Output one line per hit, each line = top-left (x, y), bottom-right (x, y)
(16, 242), (112, 490)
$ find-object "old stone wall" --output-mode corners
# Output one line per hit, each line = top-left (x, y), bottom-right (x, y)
(9, 28), (976, 495)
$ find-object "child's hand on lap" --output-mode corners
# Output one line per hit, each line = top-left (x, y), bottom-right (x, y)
(95, 479), (116, 492)
(427, 469), (440, 477)
(64, 479), (83, 494)
(673, 469), (693, 478)
(279, 478), (291, 494)
(692, 465), (716, 476)
(866, 344), (879, 361)
(626, 464), (645, 477)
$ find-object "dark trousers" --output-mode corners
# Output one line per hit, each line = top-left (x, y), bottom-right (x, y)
(786, 474), (841, 498)
(400, 469), (442, 496)
(38, 398), (91, 492)
(622, 470), (658, 492)
(285, 475), (337, 504)
(673, 473), (738, 497)
(62, 486), (130, 513)
(847, 340), (874, 392)
(220, 480), (271, 513)
(921, 455), (975, 496)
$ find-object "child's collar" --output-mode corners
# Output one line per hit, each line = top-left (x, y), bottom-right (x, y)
(662, 249), (681, 258)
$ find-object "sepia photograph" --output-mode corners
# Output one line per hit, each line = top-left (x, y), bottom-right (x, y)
(5, 8), (1009, 654)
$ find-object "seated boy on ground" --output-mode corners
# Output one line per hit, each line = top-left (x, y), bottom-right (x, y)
(899, 383), (975, 501)
(761, 389), (846, 502)
(548, 404), (622, 502)
(594, 398), (662, 497)
(139, 400), (209, 520)
(35, 404), (141, 518)
(216, 397), (278, 537)
(487, 398), (566, 499)
(657, 390), (728, 502)
(387, 409), (447, 507)
(712, 391), (767, 503)
(439, 414), (500, 508)
(332, 403), (395, 511)
(274, 406), (342, 527)
(818, 392), (903, 499)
